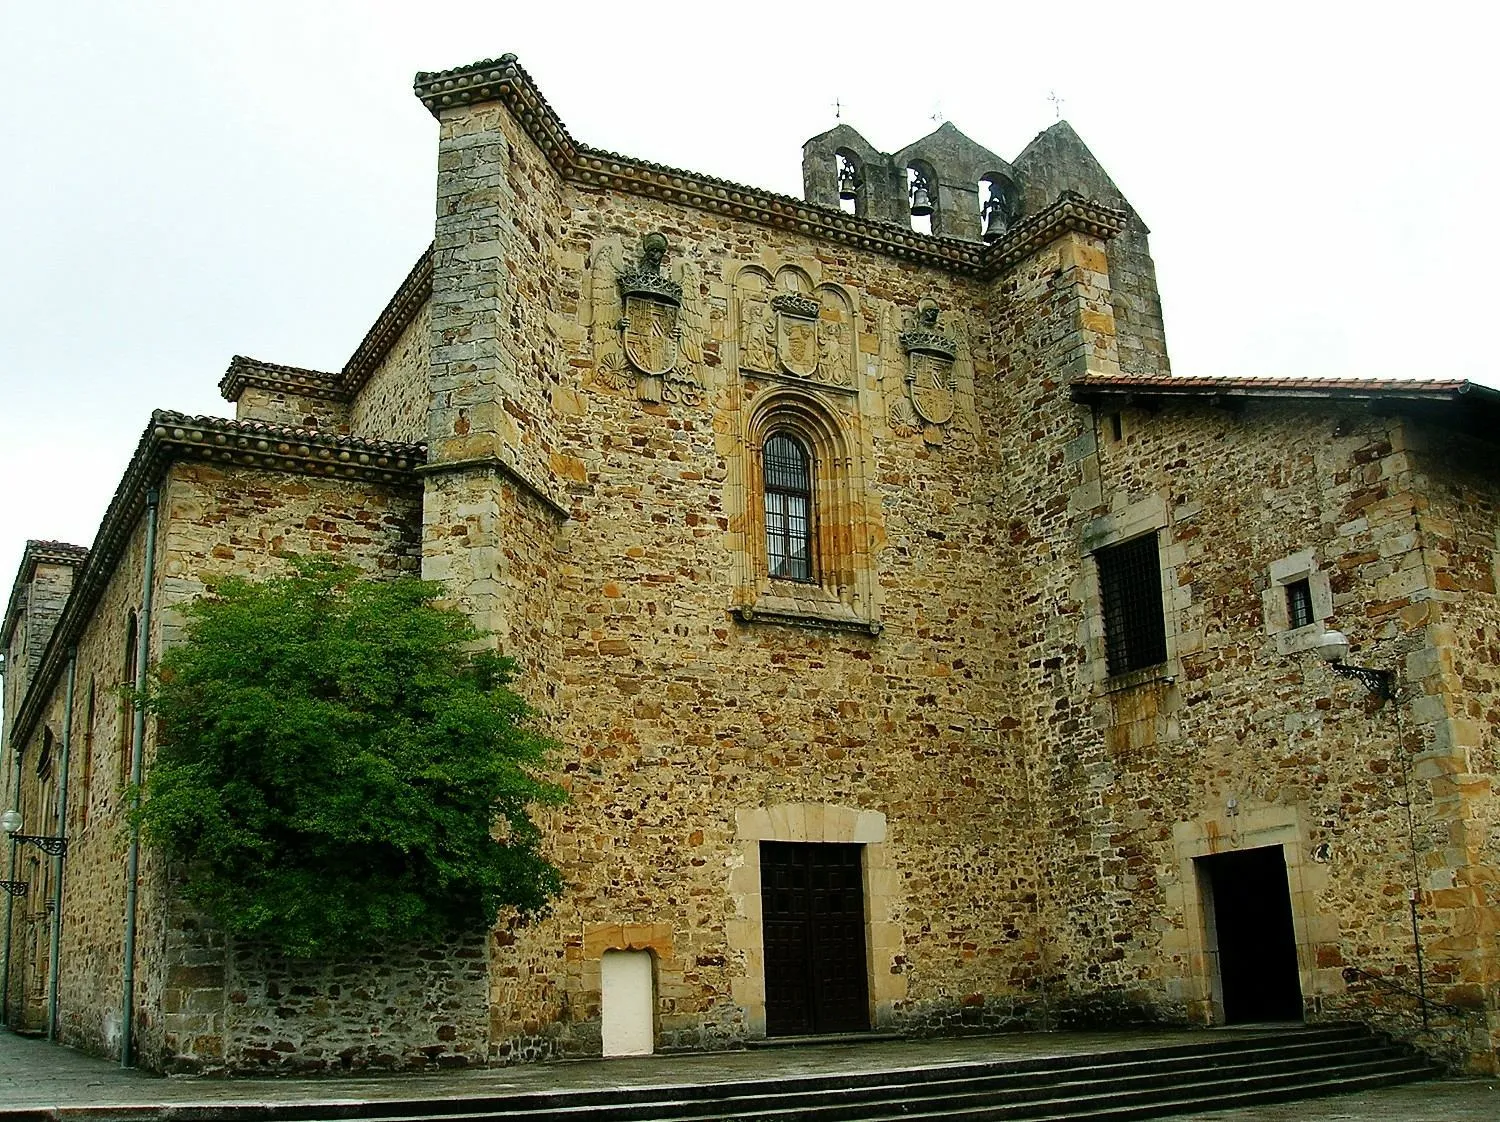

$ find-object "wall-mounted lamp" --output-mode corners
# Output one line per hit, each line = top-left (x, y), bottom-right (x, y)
(0, 810), (68, 857)
(1315, 629), (1395, 702)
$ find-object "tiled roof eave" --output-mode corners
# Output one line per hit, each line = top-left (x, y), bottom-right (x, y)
(1070, 374), (1488, 404)
(6, 413), (427, 754)
(340, 248), (435, 398)
(219, 356), (350, 405)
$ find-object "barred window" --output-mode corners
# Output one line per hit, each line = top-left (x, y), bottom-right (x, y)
(1096, 533), (1168, 676)
(1286, 578), (1314, 629)
(764, 432), (812, 581)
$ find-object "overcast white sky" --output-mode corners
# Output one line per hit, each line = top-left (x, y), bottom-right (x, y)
(2, 1), (1496, 586)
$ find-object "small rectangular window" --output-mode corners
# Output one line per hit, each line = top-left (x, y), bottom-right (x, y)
(1286, 578), (1314, 629)
(1096, 533), (1168, 677)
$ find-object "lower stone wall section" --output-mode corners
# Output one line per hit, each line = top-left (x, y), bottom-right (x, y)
(157, 924), (489, 1074)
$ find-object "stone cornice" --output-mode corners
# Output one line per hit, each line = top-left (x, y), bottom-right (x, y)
(416, 55), (579, 167)
(1, 542), (87, 651)
(413, 56), (1123, 277)
(415, 455), (569, 522)
(979, 192), (1128, 278)
(273, 189), (1122, 405)
(7, 413), (427, 752)
(148, 412), (427, 482)
(340, 247), (434, 397)
(218, 356), (349, 405)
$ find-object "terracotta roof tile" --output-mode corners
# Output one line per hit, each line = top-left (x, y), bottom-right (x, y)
(1072, 373), (1490, 399)
(219, 355), (348, 404)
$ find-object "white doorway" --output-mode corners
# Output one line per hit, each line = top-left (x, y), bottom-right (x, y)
(601, 949), (654, 1057)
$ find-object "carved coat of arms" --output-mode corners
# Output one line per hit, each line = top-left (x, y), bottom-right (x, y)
(583, 232), (705, 406)
(735, 270), (855, 389)
(900, 303), (958, 427)
(772, 292), (821, 379)
(884, 298), (969, 444)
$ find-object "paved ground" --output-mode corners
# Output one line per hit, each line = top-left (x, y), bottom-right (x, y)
(0, 1025), (1494, 1118)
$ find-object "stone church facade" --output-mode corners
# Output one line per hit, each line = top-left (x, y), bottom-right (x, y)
(3, 55), (1498, 1074)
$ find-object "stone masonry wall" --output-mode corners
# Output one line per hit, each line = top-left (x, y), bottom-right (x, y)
(1398, 428), (1500, 1066)
(1011, 123), (1169, 378)
(3, 561), (78, 739)
(5, 516), (154, 1060)
(349, 304), (430, 444)
(152, 461), (426, 1072)
(4, 461), (424, 1071)
(1012, 392), (1498, 1068)
(233, 387), (351, 433)
(427, 87), (1075, 1059)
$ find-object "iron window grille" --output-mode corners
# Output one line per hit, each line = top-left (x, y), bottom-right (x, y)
(764, 433), (813, 581)
(1096, 532), (1168, 676)
(1286, 578), (1315, 629)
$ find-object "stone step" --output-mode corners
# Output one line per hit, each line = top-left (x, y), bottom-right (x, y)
(23, 1026), (1439, 1122)
(225, 1024), (1389, 1122)
(360, 1044), (1428, 1122)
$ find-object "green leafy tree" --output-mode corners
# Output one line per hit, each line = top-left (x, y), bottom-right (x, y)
(137, 558), (565, 957)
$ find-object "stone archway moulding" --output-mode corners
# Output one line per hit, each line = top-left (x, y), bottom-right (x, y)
(726, 803), (905, 1036)
(1167, 805), (1334, 1024)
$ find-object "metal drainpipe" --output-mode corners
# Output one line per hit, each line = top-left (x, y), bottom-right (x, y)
(47, 650), (76, 1041)
(121, 487), (159, 1068)
(1, 669), (17, 1029)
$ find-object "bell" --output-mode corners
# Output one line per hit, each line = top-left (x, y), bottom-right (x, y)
(981, 193), (1008, 241)
(837, 164), (860, 201)
(909, 185), (933, 217)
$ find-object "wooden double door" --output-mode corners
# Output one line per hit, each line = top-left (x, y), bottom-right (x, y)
(760, 841), (870, 1035)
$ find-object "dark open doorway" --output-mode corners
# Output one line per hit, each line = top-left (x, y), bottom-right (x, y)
(1199, 845), (1304, 1023)
(760, 841), (869, 1035)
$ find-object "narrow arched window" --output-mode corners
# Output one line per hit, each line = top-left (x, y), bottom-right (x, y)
(79, 677), (96, 828)
(764, 433), (813, 581)
(120, 610), (138, 785)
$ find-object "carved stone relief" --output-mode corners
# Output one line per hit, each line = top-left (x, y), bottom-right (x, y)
(582, 233), (705, 406)
(881, 298), (975, 445)
(734, 266), (855, 391)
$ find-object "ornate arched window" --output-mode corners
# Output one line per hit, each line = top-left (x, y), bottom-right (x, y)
(764, 432), (813, 581)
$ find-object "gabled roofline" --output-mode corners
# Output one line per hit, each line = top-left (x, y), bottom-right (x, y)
(339, 246), (434, 399)
(1, 541), (87, 651)
(412, 56), (1126, 280)
(6, 413), (427, 753)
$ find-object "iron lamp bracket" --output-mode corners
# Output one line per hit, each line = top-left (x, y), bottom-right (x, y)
(1330, 661), (1395, 701)
(9, 834), (68, 857)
